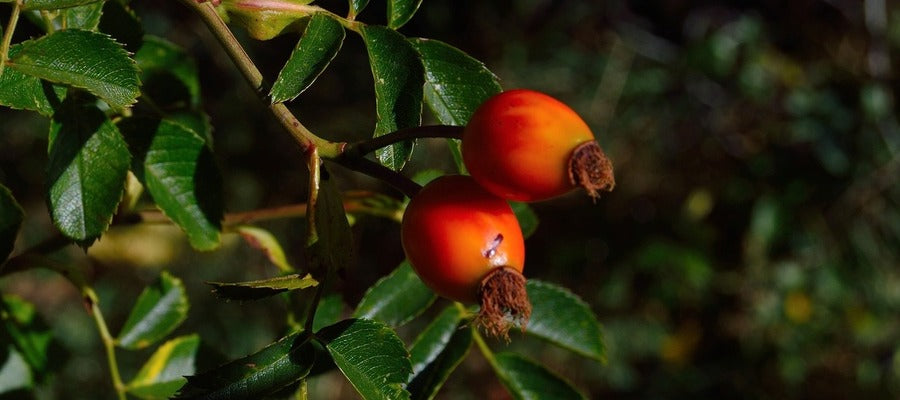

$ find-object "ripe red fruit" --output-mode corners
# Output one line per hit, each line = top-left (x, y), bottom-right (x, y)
(462, 89), (615, 202)
(401, 175), (530, 337)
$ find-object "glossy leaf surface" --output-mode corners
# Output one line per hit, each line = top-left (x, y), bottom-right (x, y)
(117, 271), (189, 350)
(353, 260), (436, 327)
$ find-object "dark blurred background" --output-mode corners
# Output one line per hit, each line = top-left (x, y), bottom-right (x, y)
(2, 0), (900, 398)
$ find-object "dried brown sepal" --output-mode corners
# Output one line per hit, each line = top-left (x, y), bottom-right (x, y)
(569, 141), (615, 200)
(476, 267), (531, 341)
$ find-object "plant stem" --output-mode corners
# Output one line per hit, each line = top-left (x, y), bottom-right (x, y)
(177, 0), (343, 156)
(341, 125), (464, 159)
(85, 287), (127, 400)
(333, 157), (423, 198)
(0, 1), (21, 79)
(305, 148), (321, 246)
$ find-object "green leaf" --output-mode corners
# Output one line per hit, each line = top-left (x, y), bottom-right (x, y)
(360, 25), (424, 171)
(307, 171), (353, 273)
(388, 0), (423, 29)
(0, 45), (67, 116)
(21, 0), (101, 10)
(134, 36), (200, 109)
(7, 29), (140, 109)
(117, 271), (189, 350)
(353, 260), (436, 327)
(234, 225), (295, 273)
(175, 332), (316, 400)
(0, 185), (24, 263)
(510, 202), (538, 239)
(207, 274), (319, 302)
(318, 319), (411, 400)
(409, 38), (501, 171)
(494, 353), (586, 400)
(406, 307), (472, 400)
(98, 0), (144, 53)
(270, 13), (345, 103)
(127, 335), (200, 399)
(47, 95), (130, 244)
(525, 280), (605, 362)
(0, 296), (54, 380)
(312, 294), (344, 332)
(62, 1), (104, 30)
(348, 0), (369, 18)
(119, 118), (223, 251)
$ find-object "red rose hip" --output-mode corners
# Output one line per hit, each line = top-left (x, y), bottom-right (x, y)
(462, 89), (615, 202)
(401, 175), (530, 338)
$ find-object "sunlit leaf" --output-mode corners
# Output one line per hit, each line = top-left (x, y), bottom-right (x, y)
(525, 280), (604, 362)
(175, 332), (316, 400)
(387, 0), (423, 29)
(353, 260), (436, 327)
(7, 29), (140, 109)
(494, 353), (586, 400)
(409, 38), (501, 171)
(406, 307), (472, 400)
(127, 335), (200, 399)
(318, 319), (411, 400)
(0, 44), (67, 116)
(119, 118), (223, 251)
(234, 225), (295, 273)
(207, 274), (318, 302)
(117, 271), (189, 350)
(270, 13), (345, 103)
(360, 25), (424, 171)
(0, 185), (24, 263)
(47, 95), (130, 244)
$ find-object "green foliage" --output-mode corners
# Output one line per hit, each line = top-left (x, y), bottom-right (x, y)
(318, 319), (412, 400)
(409, 38), (501, 170)
(361, 25), (424, 171)
(494, 353), (586, 400)
(0, 296), (54, 387)
(525, 280), (605, 362)
(119, 118), (224, 251)
(6, 30), (140, 110)
(207, 273), (318, 302)
(20, 0), (101, 10)
(234, 225), (295, 273)
(126, 335), (200, 399)
(117, 272), (189, 350)
(176, 332), (316, 399)
(353, 260), (436, 326)
(0, 45), (67, 116)
(387, 0), (422, 29)
(46, 95), (130, 244)
(406, 307), (472, 400)
(270, 13), (345, 104)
